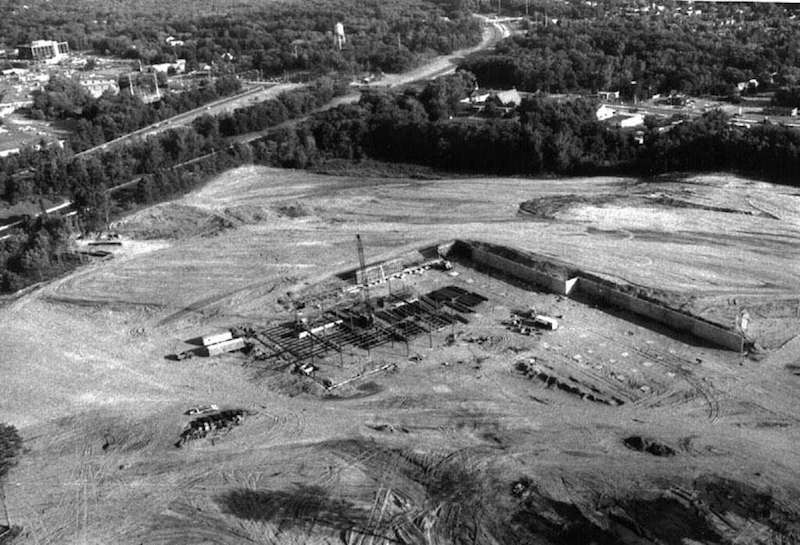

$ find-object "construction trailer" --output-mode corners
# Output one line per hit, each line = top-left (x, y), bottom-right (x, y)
(205, 337), (246, 356)
(533, 315), (559, 330)
(202, 331), (233, 346)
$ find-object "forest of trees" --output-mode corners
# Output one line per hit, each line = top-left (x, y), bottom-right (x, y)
(307, 71), (800, 180)
(0, 422), (22, 480)
(1, 76), (346, 211)
(460, 13), (800, 97)
(0, 216), (79, 292)
(309, 73), (635, 173)
(30, 74), (242, 151)
(772, 86), (800, 108)
(1, 0), (481, 78)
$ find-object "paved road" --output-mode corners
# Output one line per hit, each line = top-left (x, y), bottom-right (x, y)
(233, 16), (512, 145)
(366, 16), (509, 88)
(74, 83), (303, 158)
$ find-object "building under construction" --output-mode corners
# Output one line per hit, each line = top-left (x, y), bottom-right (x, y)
(182, 236), (746, 396)
(250, 283), (487, 371)
(17, 40), (69, 63)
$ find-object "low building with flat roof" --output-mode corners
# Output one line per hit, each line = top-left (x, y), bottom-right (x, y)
(17, 40), (69, 64)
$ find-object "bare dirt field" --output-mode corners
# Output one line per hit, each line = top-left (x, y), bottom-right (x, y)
(1, 166), (799, 544)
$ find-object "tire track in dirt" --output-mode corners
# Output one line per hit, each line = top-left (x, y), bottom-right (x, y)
(582, 326), (721, 421)
(632, 344), (720, 422)
(156, 281), (277, 326)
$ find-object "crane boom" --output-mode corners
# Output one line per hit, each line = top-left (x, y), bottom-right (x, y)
(356, 234), (372, 317)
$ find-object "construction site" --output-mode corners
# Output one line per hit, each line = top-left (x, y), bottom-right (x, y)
(2, 166), (800, 544)
(173, 235), (751, 408)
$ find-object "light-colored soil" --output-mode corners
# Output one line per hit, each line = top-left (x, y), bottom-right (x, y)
(1, 166), (799, 544)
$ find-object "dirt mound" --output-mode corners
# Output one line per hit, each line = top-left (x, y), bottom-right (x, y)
(518, 194), (616, 219)
(274, 201), (311, 218)
(623, 435), (676, 457)
(506, 473), (800, 545)
(176, 409), (245, 447)
(516, 359), (630, 406)
(114, 203), (238, 239)
(220, 204), (272, 224)
(114, 202), (279, 240)
(322, 381), (384, 401)
(645, 193), (764, 217)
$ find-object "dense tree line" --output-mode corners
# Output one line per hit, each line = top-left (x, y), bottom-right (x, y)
(0, 423), (22, 480)
(460, 14), (800, 97)
(8, 72), (800, 293)
(0, 75), (345, 294)
(771, 87), (800, 108)
(307, 71), (800, 182)
(309, 72), (636, 173)
(641, 110), (800, 180)
(3, 77), (345, 209)
(30, 75), (242, 150)
(0, 216), (79, 292)
(0, 124), (317, 293)
(1, 0), (481, 78)
(207, 77), (348, 138)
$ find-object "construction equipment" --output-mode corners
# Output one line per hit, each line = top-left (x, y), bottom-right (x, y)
(355, 234), (374, 325)
(507, 310), (559, 334)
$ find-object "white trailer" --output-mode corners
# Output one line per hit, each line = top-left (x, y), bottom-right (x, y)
(205, 337), (246, 356)
(202, 330), (233, 346)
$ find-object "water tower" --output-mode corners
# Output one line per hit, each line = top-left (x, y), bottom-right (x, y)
(334, 22), (346, 50)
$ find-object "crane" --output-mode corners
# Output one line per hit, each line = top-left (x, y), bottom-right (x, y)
(355, 234), (374, 323)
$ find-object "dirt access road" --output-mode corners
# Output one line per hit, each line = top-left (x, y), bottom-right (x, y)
(1, 166), (799, 544)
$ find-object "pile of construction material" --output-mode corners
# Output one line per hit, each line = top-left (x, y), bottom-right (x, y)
(176, 408), (245, 447)
(350, 257), (450, 291)
(506, 309), (559, 335)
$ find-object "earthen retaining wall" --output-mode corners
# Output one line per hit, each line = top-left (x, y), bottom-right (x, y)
(574, 277), (744, 351)
(443, 239), (744, 351)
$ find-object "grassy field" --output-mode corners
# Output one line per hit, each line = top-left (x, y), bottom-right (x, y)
(1, 165), (799, 544)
